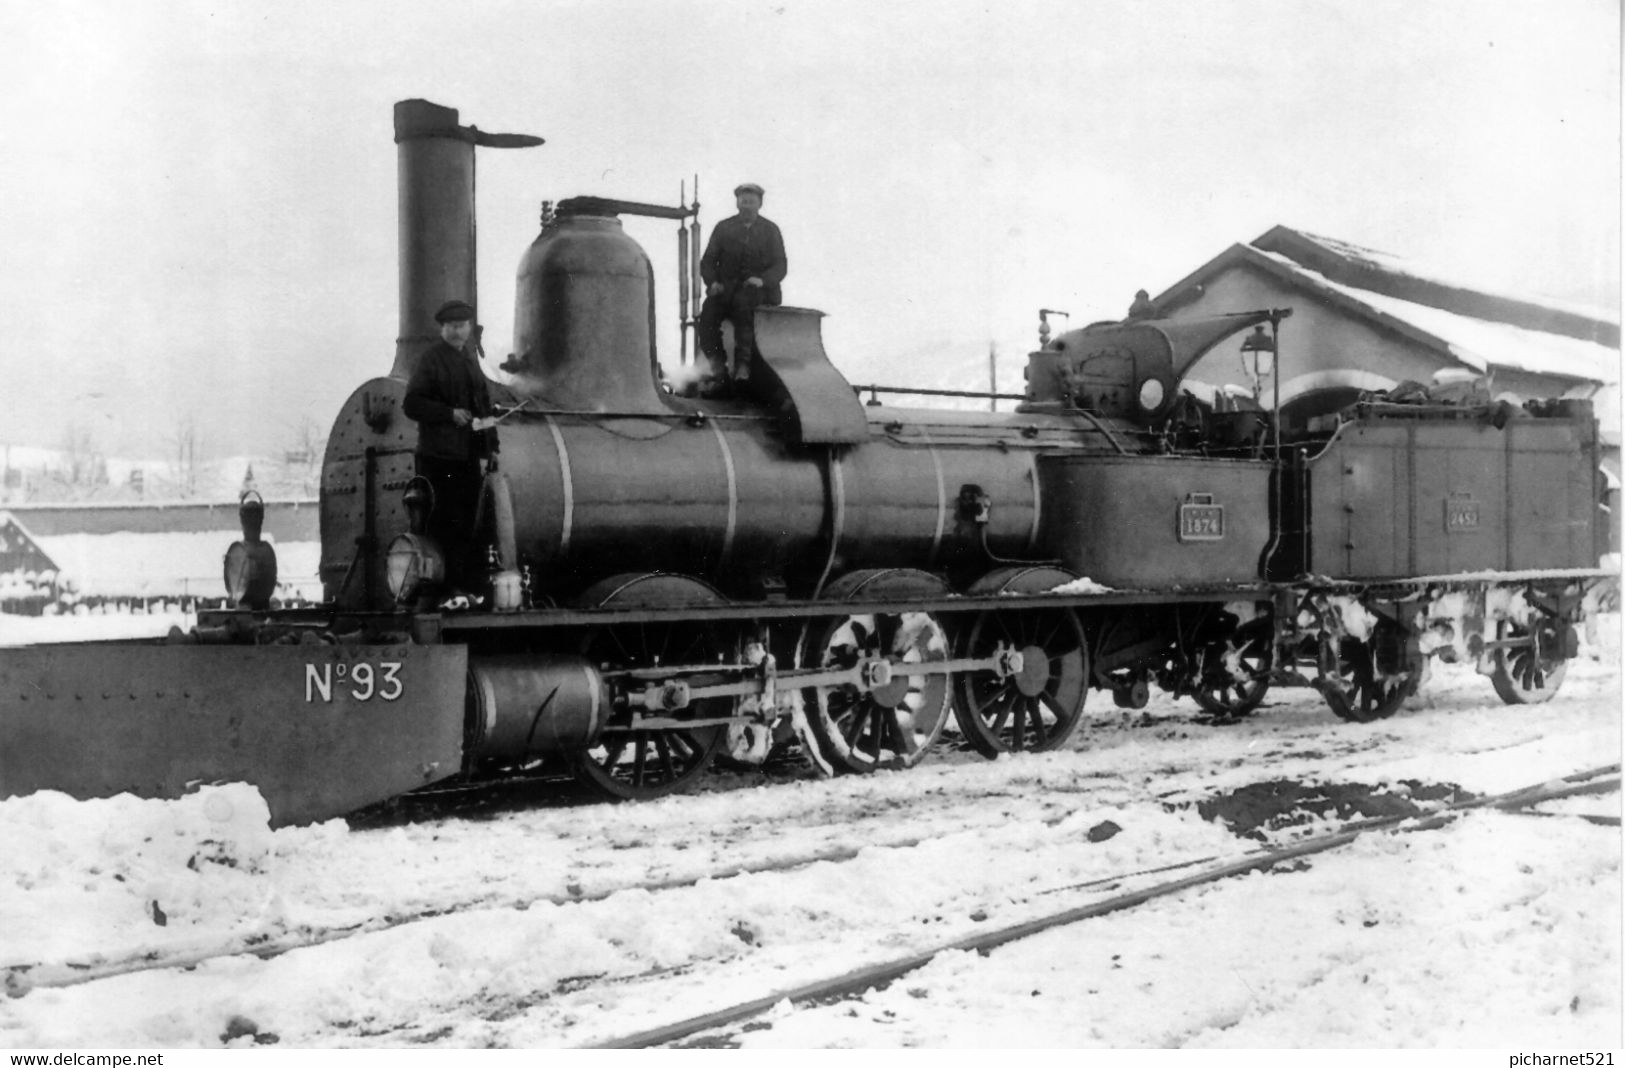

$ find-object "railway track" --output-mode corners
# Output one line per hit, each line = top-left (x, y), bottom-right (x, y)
(591, 766), (1621, 1049)
(29, 764), (1611, 1047)
(3, 818), (1070, 994)
(0, 694), (1453, 997)
(299, 759), (1617, 1047)
(2, 748), (1184, 996)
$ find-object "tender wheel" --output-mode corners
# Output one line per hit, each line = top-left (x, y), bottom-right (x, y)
(1314, 623), (1415, 723)
(1191, 615), (1273, 721)
(572, 573), (732, 800)
(954, 567), (1089, 756)
(800, 569), (954, 774)
(1490, 612), (1569, 705)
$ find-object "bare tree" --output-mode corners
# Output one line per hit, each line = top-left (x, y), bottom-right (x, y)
(171, 416), (201, 497)
(60, 422), (101, 487)
(286, 414), (325, 467)
(286, 414), (326, 497)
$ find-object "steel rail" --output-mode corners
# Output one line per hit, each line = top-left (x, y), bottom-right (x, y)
(585, 764), (1620, 1049)
(1499, 810), (1621, 828)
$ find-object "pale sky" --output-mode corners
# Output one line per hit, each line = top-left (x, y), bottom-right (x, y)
(2, 0), (1618, 459)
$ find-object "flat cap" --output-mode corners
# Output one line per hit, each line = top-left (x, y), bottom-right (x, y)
(434, 299), (475, 323)
(733, 182), (764, 197)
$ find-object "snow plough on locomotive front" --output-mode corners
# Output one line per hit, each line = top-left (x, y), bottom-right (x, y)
(0, 100), (1611, 826)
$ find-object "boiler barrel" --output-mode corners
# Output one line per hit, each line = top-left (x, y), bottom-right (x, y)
(495, 413), (1043, 592)
(498, 416), (826, 590)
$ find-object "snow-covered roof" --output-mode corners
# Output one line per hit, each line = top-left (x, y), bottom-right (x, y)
(1280, 229), (1618, 325)
(1156, 226), (1620, 388)
(1255, 250), (1620, 383)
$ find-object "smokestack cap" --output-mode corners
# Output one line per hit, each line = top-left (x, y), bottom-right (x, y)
(434, 299), (475, 323)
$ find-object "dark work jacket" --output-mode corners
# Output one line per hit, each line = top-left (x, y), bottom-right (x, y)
(700, 214), (787, 305)
(403, 340), (498, 461)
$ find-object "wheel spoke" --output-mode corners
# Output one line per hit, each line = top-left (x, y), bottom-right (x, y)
(885, 707), (914, 755)
(655, 733), (677, 783)
(871, 614), (894, 657)
(994, 612), (1018, 646)
(1036, 616), (1063, 653)
(1043, 659), (1066, 694)
(1037, 690), (1068, 726)
(975, 687), (1012, 730)
(838, 702), (865, 745)
(864, 706), (887, 759)
(1023, 698), (1049, 746)
(622, 736), (642, 786)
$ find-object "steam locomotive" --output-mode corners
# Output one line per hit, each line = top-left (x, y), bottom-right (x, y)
(0, 100), (1609, 826)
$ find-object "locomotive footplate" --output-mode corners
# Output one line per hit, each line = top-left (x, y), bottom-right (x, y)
(423, 583), (1280, 633)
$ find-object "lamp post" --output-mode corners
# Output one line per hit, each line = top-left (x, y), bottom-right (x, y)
(1240, 311), (1290, 457)
(1240, 324), (1274, 402)
(1243, 310), (1292, 582)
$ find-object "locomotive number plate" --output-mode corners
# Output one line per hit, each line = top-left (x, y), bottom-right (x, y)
(1178, 503), (1226, 542)
(305, 661), (405, 703)
(1444, 497), (1481, 532)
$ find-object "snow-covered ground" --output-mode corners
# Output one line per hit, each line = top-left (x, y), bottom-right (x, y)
(0, 613), (1619, 1049)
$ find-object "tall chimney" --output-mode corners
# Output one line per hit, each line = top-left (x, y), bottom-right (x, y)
(391, 100), (543, 379)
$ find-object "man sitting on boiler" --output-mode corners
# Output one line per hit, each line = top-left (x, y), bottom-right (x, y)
(696, 183), (787, 395)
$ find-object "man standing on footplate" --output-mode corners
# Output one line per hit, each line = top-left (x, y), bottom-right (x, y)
(403, 298), (498, 595)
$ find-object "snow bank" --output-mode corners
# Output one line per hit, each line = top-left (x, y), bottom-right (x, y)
(1, 786), (287, 971)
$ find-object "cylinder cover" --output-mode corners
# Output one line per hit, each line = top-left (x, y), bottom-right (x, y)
(465, 653), (609, 761)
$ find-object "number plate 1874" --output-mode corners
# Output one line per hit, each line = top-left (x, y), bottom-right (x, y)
(1178, 504), (1225, 542)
